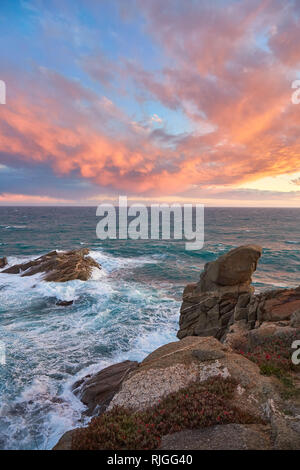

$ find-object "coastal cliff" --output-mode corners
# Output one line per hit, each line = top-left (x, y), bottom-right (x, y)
(53, 245), (300, 450)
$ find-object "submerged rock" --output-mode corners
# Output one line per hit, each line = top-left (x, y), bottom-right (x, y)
(56, 300), (74, 307)
(1, 248), (101, 282)
(0, 257), (7, 269)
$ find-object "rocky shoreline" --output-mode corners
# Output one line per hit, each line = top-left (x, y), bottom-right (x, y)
(3, 246), (299, 450)
(50, 245), (300, 450)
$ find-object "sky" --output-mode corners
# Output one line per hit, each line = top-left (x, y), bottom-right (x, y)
(0, 0), (300, 206)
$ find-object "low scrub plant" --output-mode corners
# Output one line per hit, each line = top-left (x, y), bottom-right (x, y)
(72, 376), (259, 450)
(238, 335), (299, 373)
(237, 334), (300, 397)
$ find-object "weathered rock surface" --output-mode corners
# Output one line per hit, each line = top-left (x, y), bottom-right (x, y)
(53, 429), (76, 451)
(247, 322), (299, 349)
(1, 248), (101, 282)
(0, 257), (7, 269)
(72, 360), (139, 415)
(258, 288), (300, 322)
(160, 424), (272, 450)
(222, 320), (251, 350)
(197, 244), (262, 294)
(224, 320), (300, 352)
(54, 334), (300, 450)
(291, 310), (300, 328)
(264, 397), (300, 450)
(178, 245), (300, 342)
(270, 414), (300, 450)
(178, 288), (249, 340)
(108, 336), (277, 419)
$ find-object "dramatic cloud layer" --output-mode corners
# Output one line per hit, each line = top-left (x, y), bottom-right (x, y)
(0, 0), (300, 205)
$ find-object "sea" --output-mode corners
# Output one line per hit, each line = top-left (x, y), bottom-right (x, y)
(0, 206), (299, 449)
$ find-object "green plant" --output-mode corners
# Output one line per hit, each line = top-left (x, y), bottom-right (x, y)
(71, 376), (260, 450)
(239, 334), (299, 373)
(237, 333), (300, 399)
(259, 363), (285, 379)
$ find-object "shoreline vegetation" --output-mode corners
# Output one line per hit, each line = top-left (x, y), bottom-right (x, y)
(1, 245), (300, 450)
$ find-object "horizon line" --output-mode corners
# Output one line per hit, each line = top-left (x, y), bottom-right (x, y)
(0, 205), (300, 209)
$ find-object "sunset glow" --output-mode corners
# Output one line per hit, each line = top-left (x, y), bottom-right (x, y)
(1, 0), (300, 206)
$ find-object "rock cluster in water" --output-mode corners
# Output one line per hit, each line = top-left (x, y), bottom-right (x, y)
(1, 248), (101, 282)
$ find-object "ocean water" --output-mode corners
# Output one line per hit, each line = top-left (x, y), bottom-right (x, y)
(0, 206), (300, 450)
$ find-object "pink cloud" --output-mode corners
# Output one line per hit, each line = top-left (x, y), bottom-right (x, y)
(1, 0), (300, 201)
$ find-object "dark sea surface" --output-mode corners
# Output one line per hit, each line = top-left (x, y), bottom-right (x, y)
(0, 206), (299, 449)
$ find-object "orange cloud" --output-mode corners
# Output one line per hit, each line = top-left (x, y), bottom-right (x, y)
(1, 0), (300, 201)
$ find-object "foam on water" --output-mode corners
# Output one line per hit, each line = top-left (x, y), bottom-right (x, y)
(1, 207), (300, 450)
(0, 248), (179, 449)
(89, 250), (156, 272)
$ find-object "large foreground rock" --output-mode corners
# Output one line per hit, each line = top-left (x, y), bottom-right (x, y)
(291, 310), (300, 328)
(1, 248), (101, 282)
(160, 424), (272, 450)
(106, 336), (300, 450)
(108, 336), (277, 419)
(72, 360), (139, 415)
(53, 429), (75, 451)
(54, 335), (300, 450)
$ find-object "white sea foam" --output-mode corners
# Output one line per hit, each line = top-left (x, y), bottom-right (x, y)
(90, 250), (156, 273)
(90, 265), (106, 280)
(0, 247), (179, 449)
(2, 225), (27, 229)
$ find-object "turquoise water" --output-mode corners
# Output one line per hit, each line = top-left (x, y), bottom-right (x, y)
(0, 206), (300, 449)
